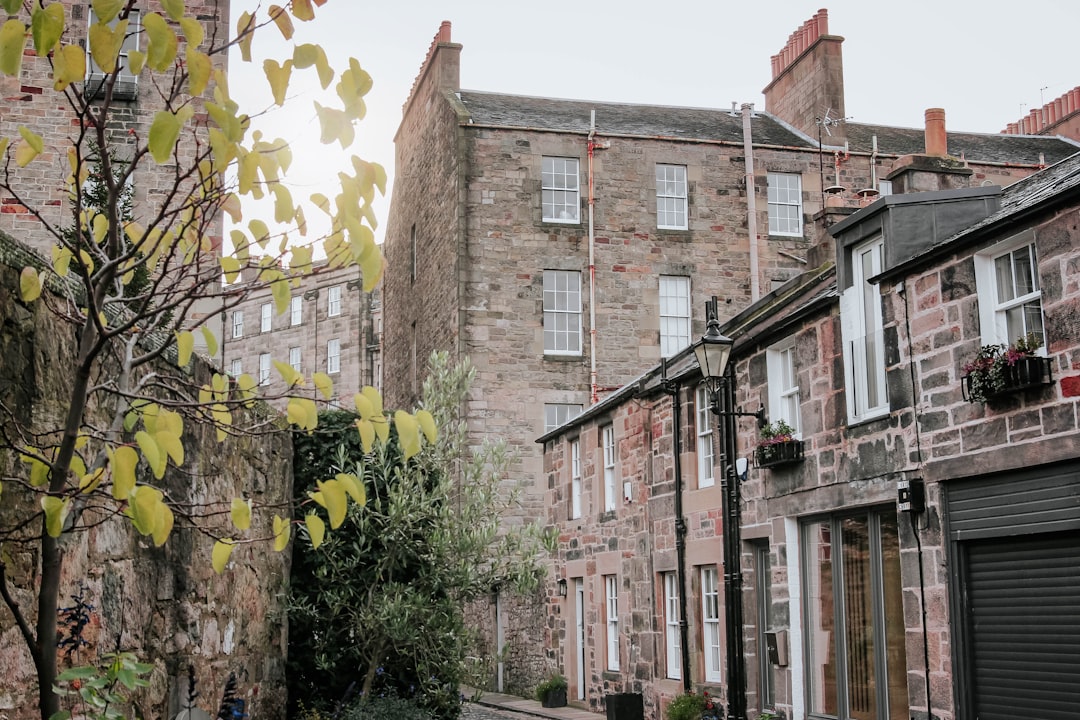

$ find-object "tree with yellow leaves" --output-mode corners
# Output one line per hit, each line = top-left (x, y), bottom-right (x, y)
(0, 2), (426, 718)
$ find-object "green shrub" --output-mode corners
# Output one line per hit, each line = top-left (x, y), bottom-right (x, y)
(667, 692), (706, 720)
(339, 694), (434, 720)
(534, 673), (568, 701)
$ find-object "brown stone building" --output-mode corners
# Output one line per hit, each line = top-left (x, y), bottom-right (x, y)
(382, 10), (1080, 697)
(539, 138), (1080, 718)
(220, 264), (382, 409)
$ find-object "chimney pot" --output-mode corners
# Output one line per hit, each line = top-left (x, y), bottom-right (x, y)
(438, 21), (451, 43)
(924, 108), (947, 157)
(817, 8), (829, 35)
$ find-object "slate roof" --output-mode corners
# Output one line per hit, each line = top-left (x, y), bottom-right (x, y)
(846, 122), (1079, 166)
(456, 91), (1080, 167)
(457, 91), (812, 147)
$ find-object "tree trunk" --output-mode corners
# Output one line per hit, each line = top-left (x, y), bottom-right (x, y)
(36, 529), (61, 720)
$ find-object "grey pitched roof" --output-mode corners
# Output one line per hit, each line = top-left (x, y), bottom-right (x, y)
(455, 91), (1080, 167)
(457, 91), (814, 147)
(846, 122), (1079, 165)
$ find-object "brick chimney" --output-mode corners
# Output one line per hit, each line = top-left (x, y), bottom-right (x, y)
(886, 108), (972, 193)
(399, 21), (460, 123)
(762, 9), (846, 143)
(1000, 85), (1080, 143)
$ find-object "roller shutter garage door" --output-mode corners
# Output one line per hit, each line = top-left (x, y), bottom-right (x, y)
(963, 532), (1080, 720)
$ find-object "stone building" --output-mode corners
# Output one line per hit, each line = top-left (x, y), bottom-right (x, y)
(382, 8), (1080, 695)
(220, 264), (382, 409)
(539, 139), (1080, 718)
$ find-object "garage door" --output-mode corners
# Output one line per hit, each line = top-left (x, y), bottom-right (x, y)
(963, 531), (1080, 720)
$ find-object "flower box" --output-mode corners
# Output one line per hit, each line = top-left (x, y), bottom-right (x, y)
(755, 439), (805, 469)
(961, 334), (1052, 403)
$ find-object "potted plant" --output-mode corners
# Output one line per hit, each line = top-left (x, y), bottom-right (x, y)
(535, 673), (568, 708)
(666, 690), (721, 720)
(961, 332), (1052, 402)
(755, 419), (804, 469)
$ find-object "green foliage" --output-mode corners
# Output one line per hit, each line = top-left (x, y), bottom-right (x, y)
(759, 419), (796, 445)
(50, 652), (153, 720)
(962, 331), (1043, 402)
(297, 693), (434, 720)
(666, 690), (721, 720)
(534, 674), (568, 701)
(288, 353), (544, 719)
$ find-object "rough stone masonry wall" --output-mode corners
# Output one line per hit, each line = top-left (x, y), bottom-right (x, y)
(0, 235), (291, 720)
(0, 1), (227, 258)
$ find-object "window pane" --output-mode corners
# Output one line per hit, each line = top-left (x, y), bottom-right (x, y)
(880, 513), (908, 720)
(995, 253), (1015, 303)
(806, 520), (838, 716)
(842, 516), (877, 719)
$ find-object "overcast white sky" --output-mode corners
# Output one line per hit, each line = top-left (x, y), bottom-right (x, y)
(230, 0), (1080, 245)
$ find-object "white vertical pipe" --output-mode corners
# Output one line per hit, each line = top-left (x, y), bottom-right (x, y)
(742, 103), (761, 302)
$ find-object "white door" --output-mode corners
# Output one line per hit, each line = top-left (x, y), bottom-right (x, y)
(575, 579), (585, 700)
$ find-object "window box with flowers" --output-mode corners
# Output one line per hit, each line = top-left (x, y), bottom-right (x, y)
(755, 419), (804, 469)
(961, 333), (1053, 403)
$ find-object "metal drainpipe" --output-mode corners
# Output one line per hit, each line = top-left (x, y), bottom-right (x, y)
(588, 110), (599, 404)
(720, 363), (747, 720)
(662, 360), (693, 694)
(742, 103), (760, 302)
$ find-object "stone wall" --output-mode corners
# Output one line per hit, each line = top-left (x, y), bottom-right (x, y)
(0, 234), (292, 720)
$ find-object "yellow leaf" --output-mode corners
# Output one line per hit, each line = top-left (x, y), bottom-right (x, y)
(360, 245), (385, 292)
(372, 416), (390, 444)
(314, 102), (353, 148)
(110, 445), (138, 499)
(143, 13), (178, 72)
(263, 58), (292, 106)
(318, 479), (347, 529)
(287, 397), (318, 431)
(231, 497), (252, 531)
(335, 473), (366, 506)
(0, 20), (26, 77)
(291, 0), (314, 21)
(154, 430), (184, 466)
(41, 496), (69, 538)
(88, 17), (127, 73)
(305, 514), (325, 549)
(248, 218), (270, 247)
(355, 419), (374, 453)
(129, 485), (164, 535)
(362, 386), (384, 416)
(293, 43), (319, 68)
(201, 325), (218, 356)
(275, 360), (300, 388)
(313, 372), (333, 399)
(235, 11), (253, 62)
(186, 48), (210, 96)
(416, 409), (438, 444)
(271, 277), (290, 315)
(31, 3), (64, 57)
(354, 392), (373, 419)
(53, 43), (86, 91)
(175, 331), (194, 367)
(212, 539), (234, 573)
(16, 125), (43, 167)
(91, 0), (124, 23)
(220, 255), (241, 283)
(272, 183), (294, 223)
(152, 503), (174, 546)
(19, 266), (41, 303)
(135, 430), (165, 479)
(291, 244), (313, 273)
(273, 515), (290, 552)
(308, 490), (325, 508)
(179, 16), (203, 47)
(21, 451), (50, 487)
(148, 110), (182, 164)
(268, 4), (294, 40)
(79, 467), (106, 494)
(395, 411), (422, 461)
(236, 374), (257, 403)
(161, 0), (184, 22)
(127, 48), (145, 75)
(159, 408), (184, 437)
(52, 246), (72, 277)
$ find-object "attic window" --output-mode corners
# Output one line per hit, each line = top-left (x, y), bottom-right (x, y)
(86, 9), (141, 101)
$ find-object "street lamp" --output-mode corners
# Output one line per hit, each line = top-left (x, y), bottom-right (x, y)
(693, 308), (734, 383)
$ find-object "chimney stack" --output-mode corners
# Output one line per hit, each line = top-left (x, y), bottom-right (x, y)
(925, 108), (947, 157)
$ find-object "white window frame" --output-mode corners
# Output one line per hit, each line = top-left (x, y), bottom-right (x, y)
(602, 424), (616, 512)
(260, 303), (272, 333)
(543, 270), (583, 356)
(86, 9), (141, 95)
(659, 275), (691, 358)
(570, 438), (582, 520)
(767, 172), (803, 237)
(258, 353), (271, 385)
(231, 310), (244, 339)
(664, 572), (681, 679)
(327, 338), (341, 374)
(545, 403), (583, 433)
(229, 359), (242, 377)
(877, 179), (893, 197)
(766, 339), (801, 437)
(656, 164), (688, 230)
(542, 157), (580, 223)
(973, 233), (1045, 348)
(327, 285), (342, 317)
(701, 566), (722, 682)
(841, 236), (888, 422)
(605, 575), (620, 671)
(290, 296), (302, 326)
(696, 385), (714, 488)
(289, 346), (302, 372)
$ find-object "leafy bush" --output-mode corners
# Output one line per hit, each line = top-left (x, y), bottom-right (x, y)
(534, 673), (568, 701)
(962, 332), (1043, 402)
(666, 690), (721, 720)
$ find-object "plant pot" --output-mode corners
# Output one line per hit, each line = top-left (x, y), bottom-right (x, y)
(755, 439), (804, 469)
(542, 688), (567, 708)
(962, 356), (1053, 402)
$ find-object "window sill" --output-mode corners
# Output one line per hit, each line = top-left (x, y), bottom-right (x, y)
(544, 353), (583, 362)
(768, 233), (805, 240)
(598, 509), (617, 523)
(540, 220), (582, 227)
(845, 408), (891, 430)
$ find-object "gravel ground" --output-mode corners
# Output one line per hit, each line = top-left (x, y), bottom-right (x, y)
(461, 702), (530, 720)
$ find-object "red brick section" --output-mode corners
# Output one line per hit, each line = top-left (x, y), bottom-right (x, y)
(1062, 375), (1080, 397)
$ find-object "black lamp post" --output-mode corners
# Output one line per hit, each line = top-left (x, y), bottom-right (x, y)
(693, 297), (751, 720)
